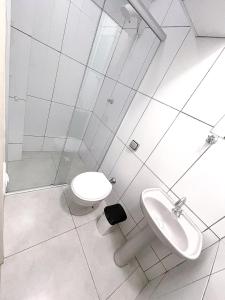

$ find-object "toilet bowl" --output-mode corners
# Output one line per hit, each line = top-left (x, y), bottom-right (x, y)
(69, 172), (112, 215)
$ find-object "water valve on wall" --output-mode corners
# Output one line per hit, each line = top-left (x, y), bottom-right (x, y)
(129, 140), (139, 151)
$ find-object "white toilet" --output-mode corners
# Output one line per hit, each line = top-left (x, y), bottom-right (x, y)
(68, 172), (112, 215)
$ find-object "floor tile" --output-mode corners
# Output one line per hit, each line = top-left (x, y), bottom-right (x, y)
(212, 238), (225, 273)
(204, 268), (225, 300)
(77, 220), (138, 299)
(108, 267), (147, 300)
(136, 275), (164, 300)
(0, 230), (99, 300)
(4, 186), (74, 256)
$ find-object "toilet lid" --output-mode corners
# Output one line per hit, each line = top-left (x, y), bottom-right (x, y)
(71, 172), (112, 202)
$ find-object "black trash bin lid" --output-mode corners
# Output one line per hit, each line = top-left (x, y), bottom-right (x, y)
(104, 203), (127, 225)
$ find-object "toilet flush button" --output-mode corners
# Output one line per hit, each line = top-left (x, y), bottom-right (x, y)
(129, 140), (139, 151)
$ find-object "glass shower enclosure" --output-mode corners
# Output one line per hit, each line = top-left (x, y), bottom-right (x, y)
(7, 0), (160, 192)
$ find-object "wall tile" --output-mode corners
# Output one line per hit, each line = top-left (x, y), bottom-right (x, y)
(151, 238), (171, 260)
(173, 139), (225, 226)
(118, 28), (156, 88)
(68, 109), (91, 140)
(24, 96), (50, 136)
(79, 142), (98, 170)
(31, 0), (69, 51)
(128, 100), (178, 163)
(107, 29), (137, 81)
(152, 244), (218, 297)
(46, 102), (73, 138)
(83, 114), (101, 149)
(121, 165), (168, 223)
(202, 229), (219, 250)
(119, 201), (137, 236)
(162, 0), (189, 27)
(101, 82), (131, 132)
(43, 137), (65, 152)
(161, 253), (185, 271)
(89, 122), (113, 163)
(88, 12), (121, 74)
(8, 99), (26, 144)
(109, 147), (143, 198)
(211, 218), (225, 239)
(8, 144), (22, 161)
(27, 40), (60, 100)
(100, 136), (125, 176)
(62, 0), (101, 64)
(147, 113), (211, 187)
(155, 30), (225, 110)
(23, 136), (44, 151)
(9, 29), (31, 99)
(184, 50), (225, 126)
(94, 77), (116, 120)
(53, 55), (85, 106)
(138, 27), (189, 97)
(11, 0), (35, 35)
(117, 92), (150, 144)
(135, 275), (164, 300)
(145, 0), (173, 25)
(77, 68), (104, 111)
(104, 0), (126, 27)
(136, 245), (159, 271)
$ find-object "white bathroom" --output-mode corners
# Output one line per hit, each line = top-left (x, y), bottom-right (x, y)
(0, 0), (224, 299)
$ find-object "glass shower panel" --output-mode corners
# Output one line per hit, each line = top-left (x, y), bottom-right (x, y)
(54, 0), (160, 185)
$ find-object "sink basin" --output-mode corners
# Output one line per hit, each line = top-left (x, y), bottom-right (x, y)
(141, 188), (202, 260)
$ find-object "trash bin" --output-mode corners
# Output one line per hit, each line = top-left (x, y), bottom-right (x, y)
(97, 204), (127, 235)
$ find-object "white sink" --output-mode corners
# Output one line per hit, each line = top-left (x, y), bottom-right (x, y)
(141, 188), (202, 260)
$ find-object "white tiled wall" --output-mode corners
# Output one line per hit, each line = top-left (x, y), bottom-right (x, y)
(99, 0), (225, 287)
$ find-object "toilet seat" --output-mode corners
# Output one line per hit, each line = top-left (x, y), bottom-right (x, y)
(71, 172), (112, 202)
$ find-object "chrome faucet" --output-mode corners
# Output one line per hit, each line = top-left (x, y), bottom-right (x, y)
(172, 197), (186, 217)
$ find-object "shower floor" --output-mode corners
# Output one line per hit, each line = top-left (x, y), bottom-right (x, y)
(0, 186), (147, 299)
(7, 151), (88, 192)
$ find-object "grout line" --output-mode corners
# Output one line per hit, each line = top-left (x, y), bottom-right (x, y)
(6, 183), (68, 195)
(4, 227), (76, 260)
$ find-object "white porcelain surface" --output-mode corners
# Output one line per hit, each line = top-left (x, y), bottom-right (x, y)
(121, 165), (168, 224)
(62, 0), (100, 64)
(184, 50), (225, 126)
(211, 218), (225, 239)
(117, 92), (150, 144)
(4, 187), (74, 255)
(27, 40), (60, 100)
(9, 29), (31, 99)
(46, 102), (73, 138)
(152, 244), (218, 297)
(109, 147), (142, 198)
(8, 98), (25, 143)
(138, 27), (189, 97)
(147, 113), (211, 187)
(23, 136), (44, 152)
(100, 137), (124, 176)
(24, 96), (50, 136)
(7, 144), (22, 161)
(204, 268), (225, 300)
(173, 139), (225, 226)
(53, 55), (85, 106)
(128, 100), (178, 162)
(71, 172), (111, 202)
(155, 30), (225, 110)
(1, 230), (99, 300)
(141, 188), (202, 260)
(77, 68), (104, 111)
(108, 267), (147, 300)
(77, 220), (138, 299)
